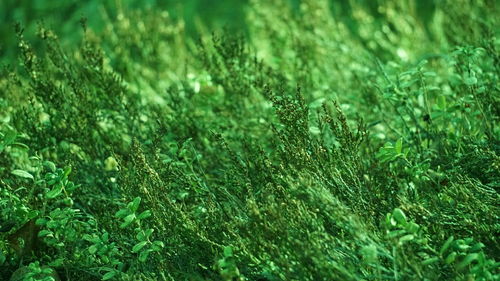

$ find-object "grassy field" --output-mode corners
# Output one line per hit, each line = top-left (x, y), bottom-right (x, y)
(0, 0), (499, 280)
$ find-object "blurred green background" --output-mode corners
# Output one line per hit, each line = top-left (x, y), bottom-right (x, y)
(0, 0), (248, 62)
(1, 0), (439, 63)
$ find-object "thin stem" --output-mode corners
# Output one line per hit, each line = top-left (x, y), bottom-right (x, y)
(393, 246), (398, 281)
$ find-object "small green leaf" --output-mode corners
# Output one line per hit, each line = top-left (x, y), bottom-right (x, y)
(376, 142), (402, 163)
(63, 166), (72, 178)
(464, 76), (477, 86)
(3, 130), (17, 147)
(218, 258), (228, 268)
(129, 197), (141, 213)
(405, 222), (419, 234)
(445, 252), (457, 264)
(455, 243), (470, 251)
(36, 218), (48, 226)
(417, 59), (428, 68)
(398, 234), (415, 244)
(457, 253), (478, 270)
(104, 156), (119, 171)
(12, 142), (29, 150)
(120, 214), (135, 228)
(27, 210), (40, 220)
(38, 230), (52, 237)
(11, 169), (34, 180)
(440, 236), (454, 256)
(137, 210), (152, 220)
(46, 182), (64, 199)
(66, 182), (76, 191)
(395, 138), (403, 154)
(422, 257), (439, 266)
(392, 208), (407, 225)
(437, 95), (447, 110)
(89, 245), (98, 254)
(138, 250), (150, 262)
(83, 234), (98, 243)
(144, 229), (154, 238)
(385, 213), (394, 227)
(309, 126), (321, 135)
(470, 242), (485, 252)
(401, 79), (418, 88)
(132, 241), (148, 253)
(49, 258), (64, 267)
(102, 233), (109, 242)
(387, 229), (406, 239)
(224, 246), (233, 257)
(102, 270), (116, 280)
(376, 150), (395, 163)
(44, 161), (57, 172)
(463, 237), (473, 244)
(41, 267), (53, 274)
(0, 251), (6, 265)
(136, 231), (145, 241)
(115, 209), (129, 219)
(400, 69), (417, 77)
(151, 241), (164, 251)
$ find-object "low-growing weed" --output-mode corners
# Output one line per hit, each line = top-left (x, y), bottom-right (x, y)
(0, 0), (498, 280)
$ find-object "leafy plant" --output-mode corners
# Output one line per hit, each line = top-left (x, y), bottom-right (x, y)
(0, 0), (498, 280)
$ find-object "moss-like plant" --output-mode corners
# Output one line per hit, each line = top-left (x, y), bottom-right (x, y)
(0, 0), (498, 280)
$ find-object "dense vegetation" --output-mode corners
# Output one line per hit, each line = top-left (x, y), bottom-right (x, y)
(0, 0), (498, 280)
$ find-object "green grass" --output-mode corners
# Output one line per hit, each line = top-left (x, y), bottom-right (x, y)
(0, 0), (499, 280)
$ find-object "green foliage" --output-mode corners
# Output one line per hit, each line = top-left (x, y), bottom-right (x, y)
(216, 246), (242, 281)
(0, 0), (499, 280)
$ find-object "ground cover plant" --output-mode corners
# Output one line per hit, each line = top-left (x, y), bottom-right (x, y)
(0, 0), (499, 280)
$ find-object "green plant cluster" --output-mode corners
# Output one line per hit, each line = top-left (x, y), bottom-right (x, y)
(0, 0), (499, 280)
